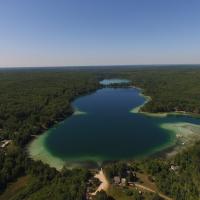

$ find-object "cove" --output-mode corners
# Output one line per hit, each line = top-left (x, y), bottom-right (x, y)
(28, 80), (200, 170)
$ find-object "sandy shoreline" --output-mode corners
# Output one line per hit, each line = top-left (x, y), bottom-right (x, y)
(129, 86), (170, 117)
(160, 122), (200, 157)
(73, 107), (87, 115)
(130, 85), (198, 118)
(130, 94), (152, 114)
(130, 85), (200, 157)
(27, 130), (66, 171)
(27, 127), (105, 170)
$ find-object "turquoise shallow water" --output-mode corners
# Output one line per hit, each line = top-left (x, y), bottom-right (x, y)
(28, 80), (200, 168)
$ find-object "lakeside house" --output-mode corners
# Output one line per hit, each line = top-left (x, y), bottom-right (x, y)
(113, 176), (128, 186)
(121, 178), (127, 186)
(113, 169), (137, 186)
(170, 164), (180, 171)
(113, 176), (121, 184)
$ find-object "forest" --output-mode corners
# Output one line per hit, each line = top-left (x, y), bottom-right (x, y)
(143, 141), (200, 200)
(1, 66), (200, 199)
(99, 66), (200, 114)
(103, 141), (200, 200)
(0, 69), (100, 199)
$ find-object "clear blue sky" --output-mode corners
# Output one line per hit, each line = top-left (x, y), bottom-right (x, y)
(0, 0), (200, 67)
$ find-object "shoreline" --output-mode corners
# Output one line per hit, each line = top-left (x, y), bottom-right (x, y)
(28, 122), (200, 171)
(130, 85), (200, 157)
(26, 87), (101, 171)
(145, 122), (200, 159)
(27, 129), (66, 171)
(129, 87), (152, 114)
(130, 85), (200, 118)
(73, 107), (87, 115)
(27, 127), (105, 170)
(160, 122), (200, 157)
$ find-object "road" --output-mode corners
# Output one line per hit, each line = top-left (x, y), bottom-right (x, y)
(134, 183), (173, 200)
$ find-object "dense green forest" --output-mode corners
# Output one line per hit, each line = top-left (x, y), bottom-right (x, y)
(143, 141), (200, 200)
(0, 70), (100, 199)
(1, 67), (200, 200)
(0, 71), (99, 144)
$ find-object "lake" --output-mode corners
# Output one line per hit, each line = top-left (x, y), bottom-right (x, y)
(28, 79), (200, 169)
(99, 79), (130, 85)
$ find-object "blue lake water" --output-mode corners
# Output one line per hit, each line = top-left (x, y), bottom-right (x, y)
(29, 80), (200, 168)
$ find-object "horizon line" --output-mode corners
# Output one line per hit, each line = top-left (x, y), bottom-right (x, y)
(0, 63), (200, 69)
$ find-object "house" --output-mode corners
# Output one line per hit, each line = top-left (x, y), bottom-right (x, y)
(170, 165), (179, 171)
(113, 176), (121, 184)
(121, 178), (127, 186)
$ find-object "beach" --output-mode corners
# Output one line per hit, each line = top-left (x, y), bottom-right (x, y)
(27, 130), (66, 170)
(160, 122), (200, 157)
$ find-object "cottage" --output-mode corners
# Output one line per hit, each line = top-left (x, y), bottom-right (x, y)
(170, 165), (179, 171)
(121, 178), (127, 186)
(113, 176), (121, 184)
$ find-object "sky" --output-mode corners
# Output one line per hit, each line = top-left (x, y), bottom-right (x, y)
(0, 0), (200, 67)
